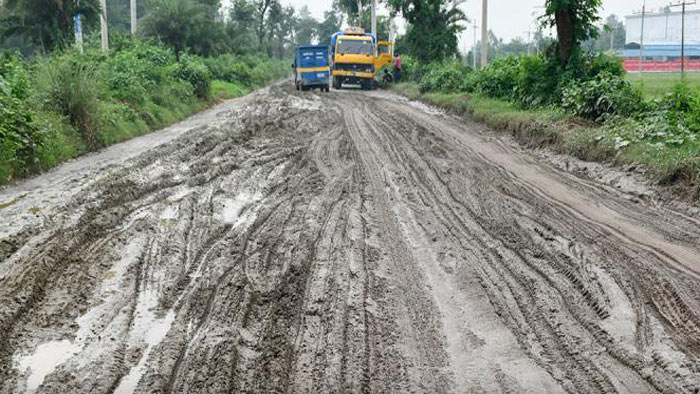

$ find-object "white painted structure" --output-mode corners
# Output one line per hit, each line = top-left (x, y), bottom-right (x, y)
(626, 9), (700, 45)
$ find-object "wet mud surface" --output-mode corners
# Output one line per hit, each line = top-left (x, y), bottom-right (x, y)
(1, 84), (700, 393)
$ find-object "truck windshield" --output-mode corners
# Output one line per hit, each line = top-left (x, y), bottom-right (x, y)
(337, 39), (373, 56)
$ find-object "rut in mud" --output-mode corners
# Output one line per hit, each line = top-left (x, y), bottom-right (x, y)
(1, 84), (700, 394)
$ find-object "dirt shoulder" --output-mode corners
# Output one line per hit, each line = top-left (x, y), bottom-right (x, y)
(391, 82), (700, 204)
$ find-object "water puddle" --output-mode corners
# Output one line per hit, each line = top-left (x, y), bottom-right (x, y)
(221, 191), (261, 225)
(114, 285), (176, 394)
(13, 237), (145, 391)
(16, 340), (80, 392)
(160, 205), (179, 220)
(593, 265), (637, 349)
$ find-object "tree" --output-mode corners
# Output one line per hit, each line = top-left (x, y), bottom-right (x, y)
(334, 0), (366, 27)
(265, 1), (295, 58)
(227, 0), (258, 54)
(295, 6), (318, 45)
(1, 0), (101, 50)
(387, 0), (466, 63)
(594, 14), (625, 52)
(317, 9), (343, 47)
(541, 0), (603, 65)
(500, 37), (529, 56)
(140, 0), (209, 60)
(360, 8), (390, 39)
(254, 0), (273, 48)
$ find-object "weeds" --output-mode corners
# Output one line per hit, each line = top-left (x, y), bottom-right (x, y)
(399, 52), (700, 192)
(0, 39), (289, 185)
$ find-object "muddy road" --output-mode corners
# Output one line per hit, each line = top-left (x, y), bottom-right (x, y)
(1, 84), (700, 394)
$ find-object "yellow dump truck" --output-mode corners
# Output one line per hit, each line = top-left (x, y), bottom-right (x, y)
(331, 28), (394, 90)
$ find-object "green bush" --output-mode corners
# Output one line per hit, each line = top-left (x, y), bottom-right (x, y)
(0, 39), (288, 185)
(204, 54), (253, 86)
(33, 52), (102, 149)
(561, 72), (643, 121)
(399, 54), (422, 82)
(563, 51), (625, 83)
(175, 54), (212, 99)
(473, 56), (520, 99)
(0, 54), (45, 181)
(419, 60), (471, 93)
(515, 55), (559, 108)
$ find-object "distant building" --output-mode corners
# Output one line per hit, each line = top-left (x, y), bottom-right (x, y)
(622, 10), (700, 72)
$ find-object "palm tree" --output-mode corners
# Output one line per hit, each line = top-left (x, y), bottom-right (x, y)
(387, 0), (467, 63)
(1, 0), (100, 51)
(140, 0), (208, 60)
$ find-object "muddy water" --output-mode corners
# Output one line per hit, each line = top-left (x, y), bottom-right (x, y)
(1, 84), (699, 393)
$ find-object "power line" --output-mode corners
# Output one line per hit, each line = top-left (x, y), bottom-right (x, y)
(480, 0), (488, 68)
(669, 0), (697, 79)
(633, 1), (647, 73)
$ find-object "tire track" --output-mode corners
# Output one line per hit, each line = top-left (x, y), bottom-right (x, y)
(1, 85), (699, 393)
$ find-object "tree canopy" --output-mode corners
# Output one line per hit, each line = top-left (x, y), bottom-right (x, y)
(541, 0), (603, 65)
(386, 0), (466, 63)
(1, 0), (101, 51)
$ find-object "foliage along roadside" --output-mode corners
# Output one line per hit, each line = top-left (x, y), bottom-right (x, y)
(0, 39), (288, 185)
(395, 54), (700, 199)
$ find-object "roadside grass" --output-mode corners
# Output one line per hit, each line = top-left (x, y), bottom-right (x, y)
(212, 80), (250, 101)
(0, 43), (289, 186)
(393, 82), (700, 198)
(627, 72), (700, 99)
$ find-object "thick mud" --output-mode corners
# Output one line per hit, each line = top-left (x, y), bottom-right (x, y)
(1, 84), (700, 393)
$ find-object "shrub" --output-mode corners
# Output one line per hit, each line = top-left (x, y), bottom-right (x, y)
(175, 54), (212, 99)
(1, 39), (289, 185)
(515, 55), (559, 108)
(419, 60), (471, 93)
(33, 52), (102, 149)
(400, 54), (422, 82)
(101, 50), (153, 106)
(204, 54), (253, 86)
(0, 54), (44, 181)
(561, 72), (643, 121)
(473, 56), (520, 99)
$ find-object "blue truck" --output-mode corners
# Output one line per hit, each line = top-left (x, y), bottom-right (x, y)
(293, 45), (331, 92)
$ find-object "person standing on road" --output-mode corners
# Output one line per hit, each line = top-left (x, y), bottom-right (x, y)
(394, 53), (402, 83)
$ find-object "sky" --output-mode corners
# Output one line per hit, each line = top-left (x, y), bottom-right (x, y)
(272, 0), (700, 53)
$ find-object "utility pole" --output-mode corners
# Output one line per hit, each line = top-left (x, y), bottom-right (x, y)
(357, 0), (363, 27)
(633, 1), (646, 73)
(670, 1), (697, 80)
(371, 0), (377, 39)
(100, 0), (109, 51)
(473, 24), (478, 69)
(74, 13), (84, 53)
(131, 0), (137, 36)
(480, 0), (488, 68)
(610, 26), (615, 52)
(531, 6), (546, 56)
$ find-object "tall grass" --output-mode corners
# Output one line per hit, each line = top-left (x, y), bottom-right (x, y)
(0, 39), (289, 185)
(34, 54), (102, 149)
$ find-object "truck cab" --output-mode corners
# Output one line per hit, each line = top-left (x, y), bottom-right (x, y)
(293, 45), (331, 92)
(375, 41), (394, 71)
(331, 28), (377, 90)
